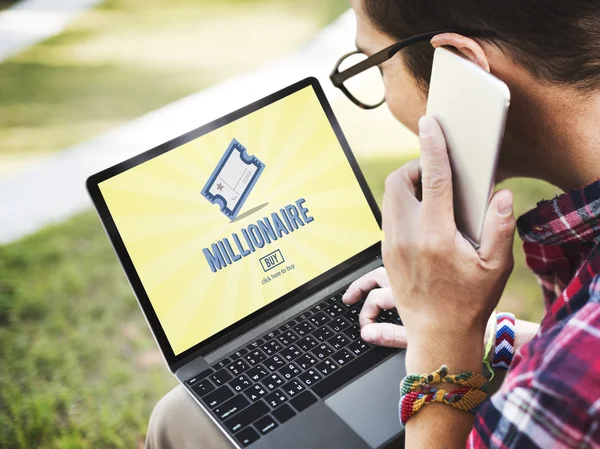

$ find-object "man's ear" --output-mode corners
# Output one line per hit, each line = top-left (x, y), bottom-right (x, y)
(430, 33), (490, 72)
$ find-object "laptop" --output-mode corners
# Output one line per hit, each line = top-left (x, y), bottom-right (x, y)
(86, 77), (406, 449)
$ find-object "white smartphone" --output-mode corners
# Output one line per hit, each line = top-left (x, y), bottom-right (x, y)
(426, 46), (511, 248)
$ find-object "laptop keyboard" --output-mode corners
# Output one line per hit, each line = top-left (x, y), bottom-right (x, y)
(184, 289), (402, 447)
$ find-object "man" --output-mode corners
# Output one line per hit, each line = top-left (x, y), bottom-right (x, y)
(146, 0), (600, 447)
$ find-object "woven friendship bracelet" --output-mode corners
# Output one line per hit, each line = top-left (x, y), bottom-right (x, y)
(400, 365), (488, 395)
(492, 313), (516, 370)
(399, 386), (488, 425)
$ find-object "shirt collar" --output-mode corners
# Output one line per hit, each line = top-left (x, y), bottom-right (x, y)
(517, 179), (600, 245)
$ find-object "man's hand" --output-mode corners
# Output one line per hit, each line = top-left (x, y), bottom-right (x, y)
(343, 267), (539, 356)
(382, 115), (516, 449)
(342, 267), (407, 348)
(383, 115), (516, 374)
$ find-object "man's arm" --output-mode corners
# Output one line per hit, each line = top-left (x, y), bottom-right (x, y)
(514, 319), (539, 351)
(380, 115), (517, 449)
(403, 318), (539, 448)
(404, 333), (485, 448)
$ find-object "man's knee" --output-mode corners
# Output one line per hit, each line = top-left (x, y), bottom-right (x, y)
(146, 385), (232, 449)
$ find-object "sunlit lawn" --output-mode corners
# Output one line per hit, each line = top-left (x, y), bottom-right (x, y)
(0, 212), (174, 448)
(0, 1), (16, 11)
(0, 0), (348, 158)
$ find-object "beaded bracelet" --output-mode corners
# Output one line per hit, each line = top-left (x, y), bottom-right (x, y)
(399, 385), (488, 425)
(491, 312), (516, 370)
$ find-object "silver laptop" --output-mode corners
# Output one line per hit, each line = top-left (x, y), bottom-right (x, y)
(86, 77), (406, 449)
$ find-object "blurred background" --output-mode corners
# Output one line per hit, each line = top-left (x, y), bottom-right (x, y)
(0, 0), (559, 447)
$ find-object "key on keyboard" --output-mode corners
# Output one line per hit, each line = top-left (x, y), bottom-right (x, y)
(272, 403), (296, 424)
(191, 378), (215, 397)
(205, 385), (234, 408)
(254, 415), (278, 435)
(210, 369), (232, 387)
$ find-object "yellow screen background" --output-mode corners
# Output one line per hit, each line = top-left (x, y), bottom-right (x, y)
(99, 86), (381, 355)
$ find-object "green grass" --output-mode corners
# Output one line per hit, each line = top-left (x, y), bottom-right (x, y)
(0, 155), (560, 447)
(0, 1), (16, 11)
(0, 0), (349, 157)
(0, 212), (176, 448)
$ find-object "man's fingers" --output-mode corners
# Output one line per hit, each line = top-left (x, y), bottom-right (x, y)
(382, 159), (422, 241)
(418, 116), (454, 226)
(478, 189), (516, 266)
(358, 288), (395, 328)
(384, 159), (421, 197)
(342, 267), (389, 304)
(361, 323), (407, 348)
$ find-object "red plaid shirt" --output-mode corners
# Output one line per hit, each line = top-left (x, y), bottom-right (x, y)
(468, 179), (600, 448)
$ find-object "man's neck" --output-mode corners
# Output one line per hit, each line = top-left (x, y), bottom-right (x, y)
(532, 86), (600, 191)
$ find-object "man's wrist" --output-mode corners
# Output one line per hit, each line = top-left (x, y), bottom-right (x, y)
(515, 319), (540, 350)
(406, 334), (484, 375)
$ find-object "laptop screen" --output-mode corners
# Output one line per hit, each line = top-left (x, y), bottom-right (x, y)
(98, 85), (381, 356)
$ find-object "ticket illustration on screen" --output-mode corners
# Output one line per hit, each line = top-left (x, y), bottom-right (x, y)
(201, 138), (265, 220)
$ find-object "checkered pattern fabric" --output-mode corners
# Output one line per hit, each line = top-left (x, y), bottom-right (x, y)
(468, 180), (600, 448)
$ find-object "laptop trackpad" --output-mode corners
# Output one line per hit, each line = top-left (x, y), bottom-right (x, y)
(325, 351), (406, 448)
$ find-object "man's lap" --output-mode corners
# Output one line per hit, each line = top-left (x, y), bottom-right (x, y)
(145, 385), (232, 449)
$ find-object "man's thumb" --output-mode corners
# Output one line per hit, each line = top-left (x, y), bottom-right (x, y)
(479, 189), (516, 265)
(361, 323), (407, 348)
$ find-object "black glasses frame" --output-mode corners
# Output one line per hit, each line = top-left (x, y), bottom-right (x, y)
(330, 29), (488, 109)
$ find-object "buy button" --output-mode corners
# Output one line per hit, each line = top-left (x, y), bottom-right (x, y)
(259, 249), (284, 272)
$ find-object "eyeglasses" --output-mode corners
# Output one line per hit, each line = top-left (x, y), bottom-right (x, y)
(330, 30), (462, 110)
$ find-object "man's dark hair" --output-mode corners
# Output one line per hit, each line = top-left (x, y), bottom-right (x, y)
(363, 0), (600, 92)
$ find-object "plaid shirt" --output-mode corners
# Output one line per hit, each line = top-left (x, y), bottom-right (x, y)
(468, 180), (600, 449)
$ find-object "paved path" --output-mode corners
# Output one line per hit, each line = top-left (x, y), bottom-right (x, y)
(0, 0), (102, 62)
(0, 10), (417, 244)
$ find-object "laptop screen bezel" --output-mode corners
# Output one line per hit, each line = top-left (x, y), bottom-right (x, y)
(86, 77), (382, 370)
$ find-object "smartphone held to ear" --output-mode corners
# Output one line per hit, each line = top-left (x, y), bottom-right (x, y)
(425, 46), (510, 248)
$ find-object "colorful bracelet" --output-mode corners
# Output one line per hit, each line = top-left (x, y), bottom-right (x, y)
(401, 365), (487, 395)
(399, 365), (489, 425)
(399, 385), (488, 425)
(491, 313), (516, 370)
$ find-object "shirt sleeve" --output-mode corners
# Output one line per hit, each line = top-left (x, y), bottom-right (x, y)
(467, 277), (600, 449)
(584, 401), (600, 449)
(467, 384), (594, 448)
